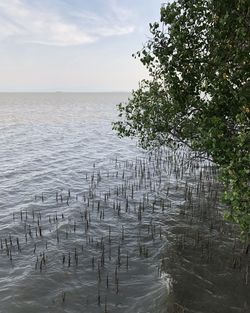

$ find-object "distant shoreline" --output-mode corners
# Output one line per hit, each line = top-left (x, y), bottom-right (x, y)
(0, 91), (131, 94)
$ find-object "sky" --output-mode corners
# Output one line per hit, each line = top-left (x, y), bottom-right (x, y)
(0, 0), (164, 92)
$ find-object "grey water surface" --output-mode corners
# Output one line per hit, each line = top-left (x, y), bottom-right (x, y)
(0, 93), (249, 313)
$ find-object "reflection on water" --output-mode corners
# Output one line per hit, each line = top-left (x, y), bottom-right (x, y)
(0, 93), (249, 313)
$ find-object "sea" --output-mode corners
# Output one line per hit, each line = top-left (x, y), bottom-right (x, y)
(0, 92), (249, 313)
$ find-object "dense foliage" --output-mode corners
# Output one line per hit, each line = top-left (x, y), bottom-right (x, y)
(113, 0), (250, 238)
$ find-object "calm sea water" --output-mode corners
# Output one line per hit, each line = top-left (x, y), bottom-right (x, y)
(0, 93), (249, 313)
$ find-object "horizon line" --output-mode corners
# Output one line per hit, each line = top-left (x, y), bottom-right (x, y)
(0, 90), (132, 93)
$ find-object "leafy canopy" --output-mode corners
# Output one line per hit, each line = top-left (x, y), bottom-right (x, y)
(113, 0), (250, 237)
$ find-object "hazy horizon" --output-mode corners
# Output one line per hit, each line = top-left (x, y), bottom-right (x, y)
(0, 90), (131, 93)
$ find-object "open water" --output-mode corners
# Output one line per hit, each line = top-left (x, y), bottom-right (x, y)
(0, 93), (249, 313)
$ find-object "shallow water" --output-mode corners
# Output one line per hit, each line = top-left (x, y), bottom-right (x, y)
(0, 93), (249, 313)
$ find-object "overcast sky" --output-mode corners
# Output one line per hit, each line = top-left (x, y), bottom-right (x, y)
(0, 0), (164, 92)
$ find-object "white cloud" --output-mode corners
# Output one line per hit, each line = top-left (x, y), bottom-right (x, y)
(75, 9), (135, 38)
(0, 0), (135, 46)
(96, 25), (135, 37)
(107, 0), (134, 22)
